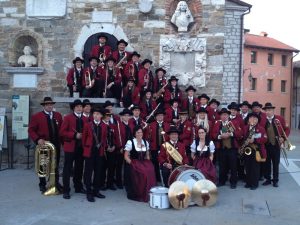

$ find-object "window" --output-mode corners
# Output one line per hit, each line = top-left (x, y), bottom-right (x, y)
(268, 53), (274, 65)
(251, 51), (257, 64)
(281, 55), (287, 66)
(267, 79), (273, 92)
(250, 78), (257, 90)
(281, 80), (287, 92)
(280, 107), (286, 118)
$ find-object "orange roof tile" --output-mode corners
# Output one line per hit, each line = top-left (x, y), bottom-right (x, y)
(245, 33), (299, 52)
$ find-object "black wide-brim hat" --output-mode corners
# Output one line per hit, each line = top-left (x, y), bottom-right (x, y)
(167, 126), (180, 135)
(119, 108), (133, 116)
(131, 105), (141, 111)
(72, 57), (84, 64)
(262, 102), (276, 110)
(89, 56), (100, 63)
(251, 101), (263, 108)
(185, 85), (196, 92)
(154, 109), (165, 116)
(196, 107), (208, 114)
(209, 98), (220, 106)
(71, 99), (83, 110)
(117, 39), (128, 46)
(92, 107), (104, 114)
(142, 59), (153, 66)
(40, 97), (56, 105)
(131, 51), (141, 58)
(155, 67), (166, 74)
(105, 56), (116, 63)
(247, 112), (260, 120)
(239, 100), (251, 108)
(97, 34), (108, 40)
(83, 99), (92, 107)
(127, 76), (135, 82)
(198, 94), (210, 101)
(103, 100), (114, 108)
(228, 102), (240, 111)
(170, 98), (179, 105)
(168, 76), (178, 82)
(218, 108), (231, 115)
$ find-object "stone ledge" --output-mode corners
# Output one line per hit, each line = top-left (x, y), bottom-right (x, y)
(53, 97), (118, 104)
(3, 67), (44, 74)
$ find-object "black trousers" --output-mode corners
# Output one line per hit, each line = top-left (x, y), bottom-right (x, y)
(244, 151), (260, 188)
(160, 166), (171, 187)
(237, 155), (245, 181)
(100, 150), (118, 187)
(84, 151), (104, 194)
(218, 148), (237, 185)
(63, 147), (84, 194)
(264, 144), (280, 183)
(115, 151), (124, 186)
(38, 145), (61, 188)
(151, 151), (161, 182)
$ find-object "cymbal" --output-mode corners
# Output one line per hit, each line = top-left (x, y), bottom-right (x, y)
(192, 179), (218, 207)
(168, 181), (191, 209)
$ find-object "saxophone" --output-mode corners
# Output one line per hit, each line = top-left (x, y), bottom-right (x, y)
(239, 125), (256, 156)
(35, 141), (59, 196)
(162, 142), (183, 165)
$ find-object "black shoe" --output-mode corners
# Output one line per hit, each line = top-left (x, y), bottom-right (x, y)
(87, 194), (95, 202)
(230, 184), (237, 189)
(217, 183), (225, 187)
(244, 184), (251, 188)
(107, 185), (117, 191)
(39, 186), (46, 193)
(273, 182), (278, 187)
(262, 180), (271, 186)
(56, 183), (63, 192)
(250, 186), (257, 190)
(94, 192), (106, 198)
(63, 193), (70, 199)
(75, 188), (86, 194)
(116, 184), (123, 189)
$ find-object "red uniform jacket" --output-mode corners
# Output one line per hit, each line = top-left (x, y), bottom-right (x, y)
(243, 124), (267, 158)
(153, 77), (167, 93)
(124, 61), (142, 82)
(139, 99), (157, 120)
(82, 114), (92, 123)
(101, 67), (122, 86)
(177, 120), (193, 147)
(194, 120), (214, 140)
(121, 86), (141, 106)
(165, 107), (180, 124)
(230, 114), (245, 131)
(146, 121), (170, 151)
(212, 120), (243, 149)
(90, 45), (112, 59)
(257, 112), (267, 128)
(210, 109), (220, 124)
(158, 141), (189, 166)
(112, 50), (131, 69)
(82, 66), (103, 87)
(28, 111), (63, 143)
(129, 117), (145, 133)
(163, 86), (183, 107)
(181, 97), (200, 120)
(266, 115), (290, 137)
(60, 113), (84, 153)
(200, 105), (215, 122)
(66, 67), (84, 86)
(113, 121), (131, 149)
(137, 68), (154, 91)
(82, 121), (107, 157)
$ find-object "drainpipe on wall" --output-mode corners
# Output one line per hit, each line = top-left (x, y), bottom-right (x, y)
(291, 52), (299, 129)
(238, 7), (251, 104)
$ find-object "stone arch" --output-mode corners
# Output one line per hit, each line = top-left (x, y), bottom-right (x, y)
(73, 24), (133, 59)
(165, 0), (203, 35)
(8, 30), (43, 66)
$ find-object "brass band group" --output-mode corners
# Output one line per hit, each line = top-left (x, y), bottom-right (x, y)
(28, 34), (291, 204)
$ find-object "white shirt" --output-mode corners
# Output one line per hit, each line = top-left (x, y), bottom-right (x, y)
(230, 115), (236, 120)
(188, 97), (193, 103)
(74, 112), (81, 118)
(125, 138), (149, 152)
(44, 110), (53, 119)
(242, 112), (248, 120)
(267, 115), (274, 124)
(83, 113), (90, 118)
(190, 140), (215, 153)
(94, 120), (100, 125)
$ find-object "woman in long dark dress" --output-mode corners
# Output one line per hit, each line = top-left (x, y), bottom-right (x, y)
(124, 126), (156, 202)
(191, 126), (217, 183)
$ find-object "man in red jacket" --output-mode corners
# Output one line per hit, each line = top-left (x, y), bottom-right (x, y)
(28, 97), (63, 193)
(181, 85), (199, 121)
(82, 107), (107, 202)
(124, 51), (141, 85)
(137, 59), (154, 96)
(90, 34), (112, 66)
(66, 57), (84, 97)
(82, 99), (93, 123)
(165, 98), (180, 124)
(158, 126), (189, 187)
(112, 39), (131, 76)
(242, 113), (267, 190)
(262, 102), (290, 187)
(212, 108), (243, 189)
(198, 93), (214, 122)
(60, 99), (85, 199)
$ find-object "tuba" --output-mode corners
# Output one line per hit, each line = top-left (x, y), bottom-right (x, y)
(35, 141), (59, 196)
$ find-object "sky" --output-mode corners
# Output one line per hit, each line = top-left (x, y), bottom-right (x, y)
(243, 0), (300, 61)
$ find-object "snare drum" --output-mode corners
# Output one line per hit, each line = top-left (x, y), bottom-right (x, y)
(149, 186), (170, 209)
(168, 165), (205, 187)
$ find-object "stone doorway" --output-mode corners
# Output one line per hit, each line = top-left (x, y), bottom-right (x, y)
(82, 32), (118, 66)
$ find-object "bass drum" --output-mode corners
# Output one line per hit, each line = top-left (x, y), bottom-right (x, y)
(149, 186), (170, 209)
(168, 165), (205, 188)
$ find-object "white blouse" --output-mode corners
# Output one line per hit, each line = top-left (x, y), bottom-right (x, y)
(124, 138), (149, 152)
(190, 140), (215, 153)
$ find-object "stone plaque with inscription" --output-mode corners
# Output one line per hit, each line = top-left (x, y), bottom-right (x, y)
(26, 0), (67, 18)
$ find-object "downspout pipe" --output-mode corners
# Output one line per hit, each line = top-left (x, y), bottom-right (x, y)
(291, 52), (299, 129)
(238, 7), (251, 104)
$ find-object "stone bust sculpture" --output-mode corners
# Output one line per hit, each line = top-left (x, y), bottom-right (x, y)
(171, 1), (194, 32)
(17, 46), (37, 67)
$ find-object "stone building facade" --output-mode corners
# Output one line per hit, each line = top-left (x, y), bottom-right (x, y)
(0, 0), (251, 163)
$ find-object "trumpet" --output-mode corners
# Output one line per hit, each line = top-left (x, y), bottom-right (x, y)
(115, 52), (127, 69)
(274, 118), (295, 166)
(224, 121), (235, 133)
(85, 70), (92, 88)
(153, 82), (168, 100)
(99, 53), (106, 63)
